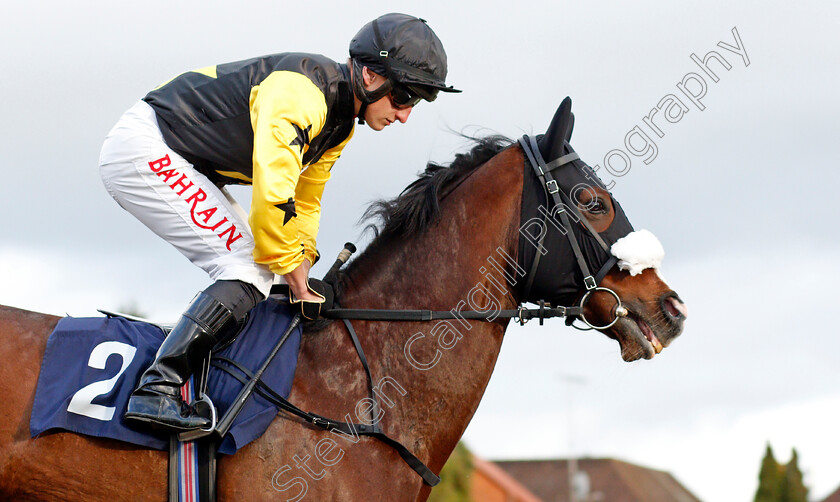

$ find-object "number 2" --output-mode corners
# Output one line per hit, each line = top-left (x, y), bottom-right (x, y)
(67, 341), (137, 421)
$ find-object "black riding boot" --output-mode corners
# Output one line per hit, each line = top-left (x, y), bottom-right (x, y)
(124, 292), (236, 432)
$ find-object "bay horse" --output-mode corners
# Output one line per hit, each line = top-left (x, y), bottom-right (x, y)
(0, 98), (686, 501)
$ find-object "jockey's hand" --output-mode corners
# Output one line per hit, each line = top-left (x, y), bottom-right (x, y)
(307, 279), (334, 316)
(289, 280), (334, 320)
(286, 262), (334, 320)
(285, 259), (316, 300)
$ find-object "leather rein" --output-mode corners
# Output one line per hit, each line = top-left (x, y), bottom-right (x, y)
(244, 135), (630, 489)
(325, 135), (628, 330)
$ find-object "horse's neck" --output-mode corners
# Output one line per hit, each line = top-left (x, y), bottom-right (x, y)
(335, 148), (525, 469)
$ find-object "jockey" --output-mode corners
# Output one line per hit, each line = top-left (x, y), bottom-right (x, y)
(99, 13), (460, 433)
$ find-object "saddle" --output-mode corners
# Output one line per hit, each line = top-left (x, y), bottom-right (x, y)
(95, 303), (298, 502)
(29, 244), (440, 502)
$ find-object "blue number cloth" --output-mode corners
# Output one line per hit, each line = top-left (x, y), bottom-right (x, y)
(30, 298), (301, 454)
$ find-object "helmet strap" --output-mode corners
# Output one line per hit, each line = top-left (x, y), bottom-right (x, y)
(351, 59), (392, 125)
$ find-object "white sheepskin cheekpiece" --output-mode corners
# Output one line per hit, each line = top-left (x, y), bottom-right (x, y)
(610, 229), (664, 276)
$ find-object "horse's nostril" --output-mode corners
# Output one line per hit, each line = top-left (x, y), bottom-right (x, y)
(664, 296), (687, 319)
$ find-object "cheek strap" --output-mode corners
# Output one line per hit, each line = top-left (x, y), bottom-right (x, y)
(352, 59), (392, 125)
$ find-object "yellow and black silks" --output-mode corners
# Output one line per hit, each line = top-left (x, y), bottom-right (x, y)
(144, 53), (356, 275)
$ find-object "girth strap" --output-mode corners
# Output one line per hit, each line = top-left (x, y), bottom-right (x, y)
(210, 314), (441, 487)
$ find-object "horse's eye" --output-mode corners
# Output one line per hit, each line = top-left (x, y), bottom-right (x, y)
(584, 199), (607, 214)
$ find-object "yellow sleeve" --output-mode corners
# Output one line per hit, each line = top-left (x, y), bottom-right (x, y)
(248, 71), (328, 276)
(295, 128), (354, 265)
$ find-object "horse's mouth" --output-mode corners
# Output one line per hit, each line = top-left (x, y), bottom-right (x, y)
(611, 295), (686, 362)
(635, 314), (663, 354)
(612, 314), (658, 361)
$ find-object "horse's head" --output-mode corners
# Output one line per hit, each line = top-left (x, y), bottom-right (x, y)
(518, 97), (687, 362)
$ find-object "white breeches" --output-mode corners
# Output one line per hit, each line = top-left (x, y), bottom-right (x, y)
(99, 100), (276, 297)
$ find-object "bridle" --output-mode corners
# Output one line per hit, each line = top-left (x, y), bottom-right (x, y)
(254, 133), (630, 488)
(325, 134), (628, 330)
(516, 134), (628, 330)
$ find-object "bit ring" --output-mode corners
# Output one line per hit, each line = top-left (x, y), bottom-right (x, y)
(578, 287), (624, 330)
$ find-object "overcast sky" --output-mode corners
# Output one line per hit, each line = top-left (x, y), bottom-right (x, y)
(1, 1), (838, 501)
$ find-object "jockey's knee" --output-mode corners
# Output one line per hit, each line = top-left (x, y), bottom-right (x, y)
(203, 280), (265, 322)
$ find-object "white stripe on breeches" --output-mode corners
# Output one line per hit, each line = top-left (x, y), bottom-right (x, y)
(99, 100), (276, 297)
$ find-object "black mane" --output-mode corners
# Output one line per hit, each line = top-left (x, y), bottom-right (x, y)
(361, 135), (513, 241)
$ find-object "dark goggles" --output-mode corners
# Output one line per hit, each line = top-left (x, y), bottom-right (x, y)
(389, 83), (423, 108)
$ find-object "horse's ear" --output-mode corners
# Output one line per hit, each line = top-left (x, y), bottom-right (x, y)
(567, 112), (575, 142)
(538, 96), (573, 161)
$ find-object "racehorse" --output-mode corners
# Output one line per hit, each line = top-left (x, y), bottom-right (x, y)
(0, 98), (686, 501)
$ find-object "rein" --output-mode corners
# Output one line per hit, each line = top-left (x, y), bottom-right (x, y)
(325, 300), (580, 326)
(209, 317), (442, 486)
(326, 134), (628, 330)
(235, 135), (631, 489)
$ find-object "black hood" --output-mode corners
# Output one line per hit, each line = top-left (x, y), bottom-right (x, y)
(518, 97), (634, 306)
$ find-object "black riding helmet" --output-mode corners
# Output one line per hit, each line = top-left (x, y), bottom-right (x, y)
(350, 13), (461, 124)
